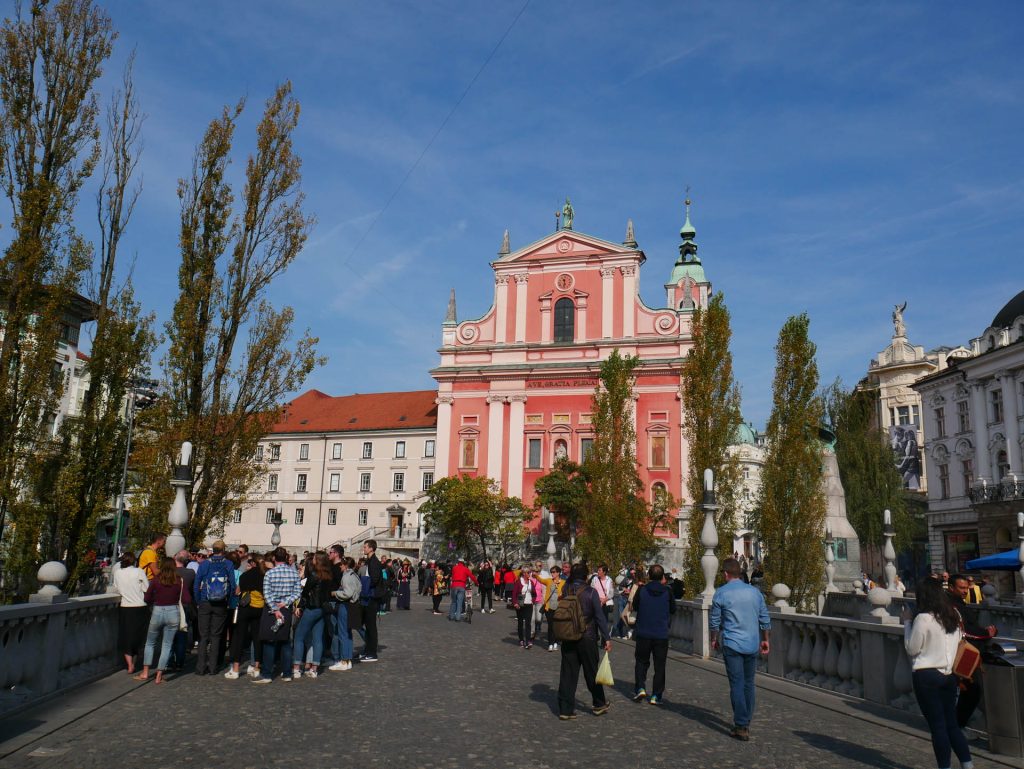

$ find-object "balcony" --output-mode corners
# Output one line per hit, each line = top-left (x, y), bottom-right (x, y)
(968, 476), (1024, 504)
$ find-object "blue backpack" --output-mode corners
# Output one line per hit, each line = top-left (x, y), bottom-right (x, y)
(205, 559), (232, 603)
(359, 574), (373, 606)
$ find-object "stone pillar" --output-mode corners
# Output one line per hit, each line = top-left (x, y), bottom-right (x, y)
(486, 395), (506, 486)
(600, 267), (615, 338)
(999, 371), (1022, 476)
(507, 395), (527, 498)
(513, 272), (528, 343)
(620, 265), (637, 338)
(494, 275), (509, 345)
(435, 396), (454, 478)
(970, 381), (990, 483)
(577, 295), (588, 343)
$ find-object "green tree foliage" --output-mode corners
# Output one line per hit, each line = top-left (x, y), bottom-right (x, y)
(754, 313), (826, 610)
(680, 293), (743, 597)
(577, 350), (657, 569)
(0, 0), (117, 595)
(132, 83), (321, 547)
(419, 473), (529, 561)
(823, 380), (911, 551)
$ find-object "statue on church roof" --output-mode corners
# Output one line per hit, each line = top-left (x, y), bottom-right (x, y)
(623, 218), (636, 247)
(499, 229), (510, 255)
(444, 288), (458, 326)
(561, 197), (574, 231)
(892, 301), (907, 338)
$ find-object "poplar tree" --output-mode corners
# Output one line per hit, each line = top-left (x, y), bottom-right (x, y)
(680, 293), (743, 596)
(754, 313), (826, 609)
(131, 83), (321, 547)
(577, 350), (656, 569)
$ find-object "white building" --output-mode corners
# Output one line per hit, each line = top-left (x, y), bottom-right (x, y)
(912, 288), (1024, 592)
(219, 389), (438, 554)
(728, 422), (766, 559)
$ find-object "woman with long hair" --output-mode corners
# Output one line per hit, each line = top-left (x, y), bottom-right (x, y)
(225, 556), (269, 679)
(135, 558), (190, 684)
(396, 559), (413, 610)
(903, 577), (973, 769)
(511, 565), (542, 649)
(113, 551), (150, 674)
(478, 560), (495, 614)
(292, 552), (333, 678)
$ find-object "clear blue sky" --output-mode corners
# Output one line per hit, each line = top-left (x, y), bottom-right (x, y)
(74, 1), (1024, 426)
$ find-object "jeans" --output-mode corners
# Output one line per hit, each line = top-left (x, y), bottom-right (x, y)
(292, 607), (325, 666)
(722, 646), (758, 727)
(330, 603), (354, 661)
(635, 637), (668, 696)
(913, 668), (972, 768)
(196, 602), (228, 674)
(480, 587), (493, 612)
(557, 635), (606, 716)
(261, 639), (292, 680)
(449, 587), (466, 620)
(613, 593), (629, 637)
(143, 605), (179, 671)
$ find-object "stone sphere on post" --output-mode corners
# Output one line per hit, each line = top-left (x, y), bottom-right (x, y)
(30, 561), (69, 604)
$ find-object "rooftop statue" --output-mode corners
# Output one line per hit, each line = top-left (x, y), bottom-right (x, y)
(561, 197), (574, 231)
(892, 301), (907, 338)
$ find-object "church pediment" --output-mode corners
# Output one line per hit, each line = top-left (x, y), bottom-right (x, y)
(494, 230), (643, 266)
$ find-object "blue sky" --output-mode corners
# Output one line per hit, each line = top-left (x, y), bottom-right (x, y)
(67, 1), (1024, 426)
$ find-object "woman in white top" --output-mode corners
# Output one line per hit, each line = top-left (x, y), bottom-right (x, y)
(113, 552), (150, 674)
(903, 578), (973, 769)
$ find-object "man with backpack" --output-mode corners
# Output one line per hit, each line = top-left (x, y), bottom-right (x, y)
(554, 563), (611, 720)
(193, 539), (237, 675)
(360, 539), (384, 662)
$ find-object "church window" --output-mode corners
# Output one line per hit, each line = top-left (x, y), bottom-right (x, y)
(650, 436), (667, 469)
(553, 297), (574, 343)
(461, 439), (477, 468)
(580, 438), (594, 460)
(528, 438), (542, 468)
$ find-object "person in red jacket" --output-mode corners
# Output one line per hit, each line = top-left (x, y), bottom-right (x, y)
(448, 557), (478, 622)
(503, 566), (517, 605)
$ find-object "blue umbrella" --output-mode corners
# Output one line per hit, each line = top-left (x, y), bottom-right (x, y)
(965, 549), (1022, 571)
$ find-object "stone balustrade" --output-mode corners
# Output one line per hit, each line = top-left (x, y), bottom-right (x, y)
(0, 565), (121, 719)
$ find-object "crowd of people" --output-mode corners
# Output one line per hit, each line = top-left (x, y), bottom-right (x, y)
(111, 536), (407, 683)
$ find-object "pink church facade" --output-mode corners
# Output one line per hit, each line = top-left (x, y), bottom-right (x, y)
(430, 205), (711, 534)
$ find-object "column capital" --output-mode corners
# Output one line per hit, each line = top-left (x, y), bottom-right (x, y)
(600, 266), (617, 278)
(513, 272), (529, 285)
(507, 394), (528, 404)
(436, 395), (455, 406)
(485, 394), (508, 404)
(620, 265), (638, 277)
(495, 274), (510, 286)
(995, 369), (1015, 382)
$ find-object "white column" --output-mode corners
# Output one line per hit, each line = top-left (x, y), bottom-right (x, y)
(507, 395), (527, 498)
(495, 275), (509, 344)
(435, 396), (454, 478)
(601, 267), (615, 338)
(969, 381), (990, 483)
(514, 273), (528, 343)
(621, 265), (637, 338)
(486, 395), (506, 485)
(1000, 372), (1022, 476)
(577, 297), (588, 343)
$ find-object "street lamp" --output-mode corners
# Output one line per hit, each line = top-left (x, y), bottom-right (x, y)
(108, 378), (158, 564)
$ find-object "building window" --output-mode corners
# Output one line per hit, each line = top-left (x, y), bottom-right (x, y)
(294, 508), (304, 525)
(961, 459), (973, 492)
(650, 436), (667, 469)
(329, 473), (340, 492)
(938, 463), (950, 500)
(362, 442), (373, 459)
(358, 509), (368, 526)
(893, 405), (919, 427)
(393, 472), (405, 492)
(425, 439), (435, 458)
(332, 442), (342, 460)
(998, 450), (1010, 481)
(395, 440), (406, 459)
(299, 443), (309, 461)
(266, 508), (276, 524)
(992, 389), (1003, 423)
(360, 473), (371, 492)
(944, 531), (979, 573)
(957, 400), (970, 433)
(255, 445), (264, 461)
(296, 473), (307, 492)
(270, 444), (281, 461)
(233, 508), (242, 524)
(742, 467), (750, 480)
(580, 438), (594, 461)
(327, 509), (337, 526)
(268, 474), (278, 492)
(527, 438), (542, 469)
(553, 297), (575, 343)
(422, 472), (434, 490)
(934, 407), (945, 439)
(461, 439), (477, 468)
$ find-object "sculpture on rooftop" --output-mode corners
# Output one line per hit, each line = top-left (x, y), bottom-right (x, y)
(561, 197), (574, 231)
(892, 301), (907, 338)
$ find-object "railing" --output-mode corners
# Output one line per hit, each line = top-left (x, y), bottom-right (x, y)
(968, 477), (1024, 503)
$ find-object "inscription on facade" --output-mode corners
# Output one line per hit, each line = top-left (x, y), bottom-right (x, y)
(526, 379), (598, 389)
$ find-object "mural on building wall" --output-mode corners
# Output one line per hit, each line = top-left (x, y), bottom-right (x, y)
(889, 425), (921, 490)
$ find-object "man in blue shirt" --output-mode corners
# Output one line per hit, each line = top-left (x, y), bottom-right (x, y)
(709, 557), (771, 742)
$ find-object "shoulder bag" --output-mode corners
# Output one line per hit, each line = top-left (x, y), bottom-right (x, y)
(177, 579), (189, 631)
(952, 614), (981, 682)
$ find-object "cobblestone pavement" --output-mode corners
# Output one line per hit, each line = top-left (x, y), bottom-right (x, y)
(1, 593), (1014, 769)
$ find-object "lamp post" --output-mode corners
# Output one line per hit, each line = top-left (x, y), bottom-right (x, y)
(546, 508), (556, 570)
(165, 441), (193, 557)
(270, 500), (283, 548)
(700, 468), (719, 600)
(883, 508), (897, 594)
(108, 379), (158, 565)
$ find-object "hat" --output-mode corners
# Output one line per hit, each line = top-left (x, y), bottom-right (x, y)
(458, 557), (465, 563)
(212, 539), (225, 551)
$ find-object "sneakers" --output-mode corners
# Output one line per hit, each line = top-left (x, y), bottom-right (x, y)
(328, 661), (349, 671)
(304, 669), (318, 679)
(731, 726), (750, 741)
(547, 644), (556, 652)
(525, 643), (533, 650)
(292, 670), (302, 680)
(633, 688), (647, 702)
(280, 674), (291, 682)
(245, 666), (259, 678)
(223, 669), (239, 680)
(359, 654), (378, 662)
(251, 676), (272, 685)
(648, 695), (661, 705)
(592, 703), (610, 716)
(558, 714), (577, 721)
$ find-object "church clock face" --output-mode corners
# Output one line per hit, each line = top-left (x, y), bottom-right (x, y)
(556, 273), (574, 292)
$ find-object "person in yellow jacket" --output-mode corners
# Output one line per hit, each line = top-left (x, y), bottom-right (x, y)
(538, 565), (566, 652)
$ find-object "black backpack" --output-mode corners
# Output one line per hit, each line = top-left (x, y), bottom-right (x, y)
(551, 584), (587, 642)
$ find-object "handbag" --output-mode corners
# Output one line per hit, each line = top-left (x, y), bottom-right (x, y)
(595, 651), (614, 686)
(177, 580), (189, 631)
(953, 637), (981, 681)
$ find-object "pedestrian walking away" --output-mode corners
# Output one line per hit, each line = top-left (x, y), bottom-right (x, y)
(192, 539), (236, 675)
(556, 562), (612, 720)
(709, 557), (771, 741)
(632, 564), (676, 705)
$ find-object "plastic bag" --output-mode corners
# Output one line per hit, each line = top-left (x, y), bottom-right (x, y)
(595, 651), (614, 686)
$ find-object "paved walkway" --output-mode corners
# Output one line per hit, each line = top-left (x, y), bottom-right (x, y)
(1, 593), (1019, 769)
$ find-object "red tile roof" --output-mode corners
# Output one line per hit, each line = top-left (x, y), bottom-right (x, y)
(269, 389), (438, 434)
